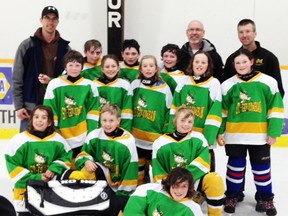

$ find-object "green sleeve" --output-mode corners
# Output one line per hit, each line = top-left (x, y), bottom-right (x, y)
(86, 86), (100, 132)
(48, 145), (73, 175)
(160, 73), (177, 95)
(120, 88), (133, 132)
(124, 195), (147, 216)
(185, 143), (210, 181)
(203, 99), (222, 145)
(5, 152), (42, 190)
(116, 142), (138, 196)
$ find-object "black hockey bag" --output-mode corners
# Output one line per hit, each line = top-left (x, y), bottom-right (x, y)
(25, 179), (114, 216)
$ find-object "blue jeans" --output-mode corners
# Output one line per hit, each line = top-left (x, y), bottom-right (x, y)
(20, 118), (29, 132)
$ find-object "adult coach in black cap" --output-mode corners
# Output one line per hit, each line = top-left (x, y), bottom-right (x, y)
(12, 6), (70, 132)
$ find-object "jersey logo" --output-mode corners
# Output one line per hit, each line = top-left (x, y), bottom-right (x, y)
(183, 92), (205, 119)
(134, 95), (156, 122)
(100, 96), (110, 109)
(174, 153), (188, 167)
(62, 95), (83, 120)
(255, 58), (264, 66)
(65, 96), (77, 108)
(186, 93), (196, 106)
(240, 91), (251, 103)
(102, 150), (117, 174)
(152, 206), (164, 216)
(102, 151), (114, 164)
(30, 151), (48, 174)
(236, 90), (262, 114)
(137, 96), (147, 109)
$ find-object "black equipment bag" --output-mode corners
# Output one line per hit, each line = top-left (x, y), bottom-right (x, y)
(25, 179), (113, 216)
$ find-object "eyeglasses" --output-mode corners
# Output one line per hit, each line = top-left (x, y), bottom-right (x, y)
(43, 15), (58, 22)
(187, 28), (203, 33)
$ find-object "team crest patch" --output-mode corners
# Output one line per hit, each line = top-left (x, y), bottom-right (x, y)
(102, 150), (117, 173)
(186, 93), (196, 106)
(30, 151), (48, 174)
(65, 95), (77, 108)
(100, 96), (109, 109)
(134, 95), (157, 122)
(174, 153), (187, 167)
(239, 91), (251, 103)
(236, 90), (262, 114)
(62, 95), (83, 120)
(152, 206), (163, 216)
(137, 96), (147, 109)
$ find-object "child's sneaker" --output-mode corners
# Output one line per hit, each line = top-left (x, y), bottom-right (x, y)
(255, 199), (265, 212)
(255, 196), (277, 216)
(224, 197), (238, 213)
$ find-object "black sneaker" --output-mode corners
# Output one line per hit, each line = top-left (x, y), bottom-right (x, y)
(224, 197), (238, 213)
(263, 199), (277, 216)
(255, 200), (265, 212)
(256, 199), (277, 215)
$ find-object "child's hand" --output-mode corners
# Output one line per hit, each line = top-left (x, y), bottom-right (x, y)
(38, 73), (51, 84)
(44, 170), (55, 180)
(217, 134), (225, 146)
(42, 174), (50, 182)
(266, 136), (276, 145)
(85, 160), (98, 172)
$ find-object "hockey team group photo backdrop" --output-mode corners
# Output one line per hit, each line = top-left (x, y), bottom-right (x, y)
(1, 0), (288, 147)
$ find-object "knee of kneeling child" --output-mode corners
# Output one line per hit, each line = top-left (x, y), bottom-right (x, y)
(202, 172), (225, 196)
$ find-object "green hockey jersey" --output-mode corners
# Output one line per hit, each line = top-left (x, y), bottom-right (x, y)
(131, 79), (173, 150)
(152, 131), (210, 182)
(75, 128), (138, 196)
(81, 59), (103, 81)
(168, 76), (222, 146)
(5, 131), (72, 212)
(119, 61), (139, 83)
(160, 68), (188, 94)
(123, 183), (203, 216)
(220, 72), (284, 144)
(43, 76), (100, 149)
(94, 78), (133, 131)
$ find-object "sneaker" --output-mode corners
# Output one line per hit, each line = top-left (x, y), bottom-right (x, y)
(256, 199), (277, 215)
(224, 197), (238, 213)
(263, 200), (277, 216)
(255, 200), (265, 212)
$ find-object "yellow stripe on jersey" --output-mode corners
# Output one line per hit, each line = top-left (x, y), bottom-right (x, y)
(87, 110), (100, 116)
(268, 107), (284, 115)
(206, 114), (222, 123)
(122, 109), (133, 114)
(193, 126), (204, 133)
(226, 122), (267, 133)
(10, 166), (25, 179)
(60, 120), (87, 138)
(154, 174), (167, 183)
(132, 127), (162, 142)
(193, 156), (210, 171)
(121, 179), (138, 186)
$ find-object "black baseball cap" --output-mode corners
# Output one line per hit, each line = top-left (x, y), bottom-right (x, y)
(42, 6), (59, 18)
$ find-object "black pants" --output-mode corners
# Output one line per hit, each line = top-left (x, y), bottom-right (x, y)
(18, 213), (32, 216)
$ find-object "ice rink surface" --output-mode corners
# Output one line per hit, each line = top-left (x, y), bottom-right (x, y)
(0, 140), (287, 215)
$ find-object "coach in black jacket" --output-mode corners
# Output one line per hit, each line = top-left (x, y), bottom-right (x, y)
(223, 19), (284, 97)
